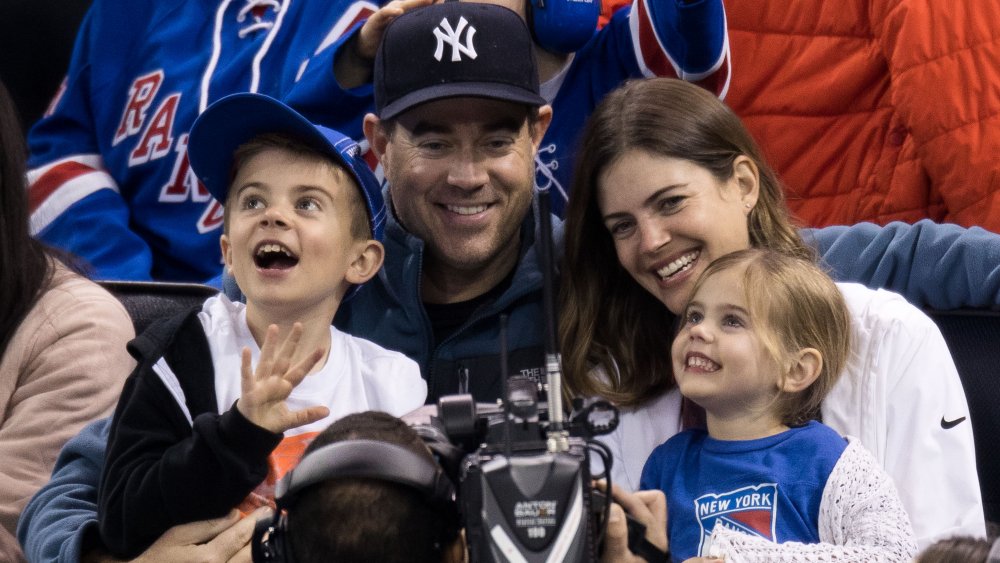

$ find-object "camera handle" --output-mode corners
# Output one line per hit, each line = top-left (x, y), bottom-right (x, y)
(591, 489), (670, 563)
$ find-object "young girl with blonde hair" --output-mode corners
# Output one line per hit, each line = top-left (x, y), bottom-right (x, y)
(559, 77), (987, 547)
(641, 249), (916, 561)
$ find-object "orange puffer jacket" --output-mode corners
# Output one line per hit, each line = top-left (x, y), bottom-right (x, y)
(725, 0), (1000, 231)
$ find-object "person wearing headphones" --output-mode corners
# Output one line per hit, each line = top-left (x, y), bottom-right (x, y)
(256, 410), (465, 563)
(253, 410), (668, 563)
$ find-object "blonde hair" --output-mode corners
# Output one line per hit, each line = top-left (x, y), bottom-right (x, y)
(686, 248), (851, 426)
(560, 77), (813, 407)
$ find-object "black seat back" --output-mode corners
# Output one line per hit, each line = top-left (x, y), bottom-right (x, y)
(100, 281), (219, 336)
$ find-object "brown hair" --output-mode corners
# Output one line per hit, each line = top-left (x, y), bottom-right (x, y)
(0, 80), (85, 358)
(288, 411), (461, 563)
(684, 249), (850, 426)
(224, 133), (369, 240)
(559, 78), (813, 407)
(916, 535), (994, 563)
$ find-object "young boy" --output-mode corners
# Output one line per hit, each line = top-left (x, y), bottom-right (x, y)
(96, 93), (427, 558)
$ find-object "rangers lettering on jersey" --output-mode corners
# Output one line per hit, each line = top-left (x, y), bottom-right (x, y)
(130, 93), (180, 166)
(159, 134), (225, 233)
(114, 74), (222, 235)
(113, 71), (164, 146)
(115, 73), (220, 233)
(26, 0), (391, 282)
(694, 483), (778, 556)
(159, 135), (208, 203)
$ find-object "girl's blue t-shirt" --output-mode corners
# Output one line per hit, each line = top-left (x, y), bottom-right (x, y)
(640, 420), (848, 561)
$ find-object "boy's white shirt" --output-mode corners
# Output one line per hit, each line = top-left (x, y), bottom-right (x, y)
(199, 294), (427, 433)
(598, 282), (985, 549)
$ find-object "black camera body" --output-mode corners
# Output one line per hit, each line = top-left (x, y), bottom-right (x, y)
(410, 188), (624, 562)
(418, 377), (618, 563)
(460, 435), (596, 562)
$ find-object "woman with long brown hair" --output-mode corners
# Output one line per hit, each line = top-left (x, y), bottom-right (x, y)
(0, 80), (135, 562)
(559, 77), (987, 550)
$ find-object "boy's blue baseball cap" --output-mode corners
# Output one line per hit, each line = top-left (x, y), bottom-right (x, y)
(188, 93), (386, 242)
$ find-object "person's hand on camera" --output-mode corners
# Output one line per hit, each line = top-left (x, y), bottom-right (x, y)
(236, 323), (328, 434)
(599, 482), (668, 562)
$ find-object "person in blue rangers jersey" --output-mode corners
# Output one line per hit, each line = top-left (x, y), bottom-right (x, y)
(641, 249), (916, 562)
(28, 0), (728, 282)
(24, 0), (407, 283)
(290, 0), (731, 218)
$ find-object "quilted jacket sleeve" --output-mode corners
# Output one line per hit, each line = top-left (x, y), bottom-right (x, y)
(873, 0), (1000, 230)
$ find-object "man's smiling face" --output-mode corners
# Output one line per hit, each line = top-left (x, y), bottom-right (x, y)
(374, 97), (550, 299)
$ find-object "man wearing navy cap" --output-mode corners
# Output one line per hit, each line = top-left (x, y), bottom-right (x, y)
(336, 7), (669, 560)
(337, 2), (556, 404)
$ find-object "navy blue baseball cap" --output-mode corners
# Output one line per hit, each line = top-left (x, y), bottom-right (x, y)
(188, 93), (386, 242)
(374, 2), (546, 120)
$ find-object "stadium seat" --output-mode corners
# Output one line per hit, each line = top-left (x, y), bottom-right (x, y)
(100, 280), (219, 336)
(927, 308), (1000, 530)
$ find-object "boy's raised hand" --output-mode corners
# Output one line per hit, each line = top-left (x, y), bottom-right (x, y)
(236, 323), (329, 434)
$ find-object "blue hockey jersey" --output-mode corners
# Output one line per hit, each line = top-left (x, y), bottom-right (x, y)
(27, 0), (378, 282)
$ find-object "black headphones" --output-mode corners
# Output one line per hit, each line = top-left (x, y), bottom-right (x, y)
(251, 439), (457, 563)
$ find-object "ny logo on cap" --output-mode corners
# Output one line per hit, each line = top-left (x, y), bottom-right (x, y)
(433, 16), (477, 62)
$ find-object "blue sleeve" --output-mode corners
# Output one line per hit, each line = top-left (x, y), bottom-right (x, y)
(639, 442), (669, 492)
(38, 192), (154, 281)
(27, 3), (155, 281)
(222, 269), (246, 303)
(17, 418), (110, 563)
(638, 454), (659, 492)
(804, 219), (1000, 309)
(281, 22), (374, 138)
(645, 0), (727, 75)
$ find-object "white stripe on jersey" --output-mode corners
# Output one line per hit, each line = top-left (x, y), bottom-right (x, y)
(29, 156), (119, 235)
